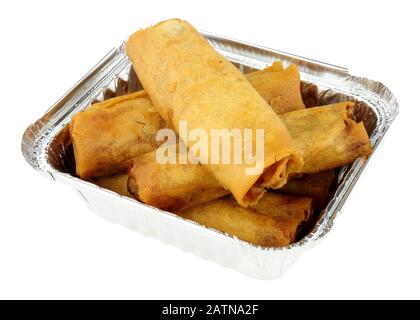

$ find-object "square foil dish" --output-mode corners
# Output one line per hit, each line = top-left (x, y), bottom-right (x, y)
(21, 33), (398, 279)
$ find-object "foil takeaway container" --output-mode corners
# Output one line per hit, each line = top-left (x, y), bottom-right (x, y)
(21, 32), (398, 279)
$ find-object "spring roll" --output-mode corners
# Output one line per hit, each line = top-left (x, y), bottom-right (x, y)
(127, 151), (230, 211)
(126, 19), (303, 207)
(282, 101), (372, 173)
(250, 192), (313, 223)
(278, 170), (337, 209)
(128, 102), (371, 210)
(71, 61), (305, 179)
(176, 194), (311, 247)
(246, 63), (306, 114)
(70, 91), (165, 178)
(91, 173), (133, 198)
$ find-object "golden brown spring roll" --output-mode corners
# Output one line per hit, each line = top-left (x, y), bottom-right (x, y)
(128, 102), (371, 210)
(91, 173), (133, 198)
(127, 151), (230, 211)
(70, 91), (165, 178)
(71, 62), (305, 179)
(250, 192), (313, 223)
(246, 63), (305, 114)
(278, 170), (337, 209)
(176, 194), (311, 247)
(282, 101), (372, 173)
(126, 19), (303, 207)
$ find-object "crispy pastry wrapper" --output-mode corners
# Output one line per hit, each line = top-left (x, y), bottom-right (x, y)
(278, 170), (337, 209)
(247, 63), (305, 114)
(127, 151), (230, 211)
(70, 62), (304, 180)
(69, 91), (165, 178)
(91, 173), (133, 198)
(128, 102), (371, 210)
(176, 193), (312, 247)
(281, 101), (372, 173)
(126, 19), (303, 207)
(250, 192), (313, 223)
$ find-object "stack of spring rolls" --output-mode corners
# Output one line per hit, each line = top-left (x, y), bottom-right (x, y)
(70, 19), (372, 247)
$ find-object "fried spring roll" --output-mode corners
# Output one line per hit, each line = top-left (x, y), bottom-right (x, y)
(71, 62), (305, 179)
(127, 151), (230, 211)
(126, 19), (303, 207)
(128, 102), (371, 210)
(278, 170), (337, 209)
(70, 91), (165, 178)
(91, 173), (133, 198)
(246, 63), (306, 114)
(250, 192), (313, 223)
(282, 101), (372, 173)
(176, 194), (312, 247)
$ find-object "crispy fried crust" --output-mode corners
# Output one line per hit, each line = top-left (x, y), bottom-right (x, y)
(127, 102), (371, 210)
(278, 170), (337, 209)
(70, 92), (164, 178)
(127, 151), (229, 211)
(71, 62), (305, 180)
(281, 101), (372, 173)
(91, 173), (133, 198)
(246, 63), (305, 114)
(250, 192), (313, 222)
(126, 19), (303, 207)
(176, 194), (311, 247)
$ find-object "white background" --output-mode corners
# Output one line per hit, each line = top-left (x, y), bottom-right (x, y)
(1, 0), (419, 299)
